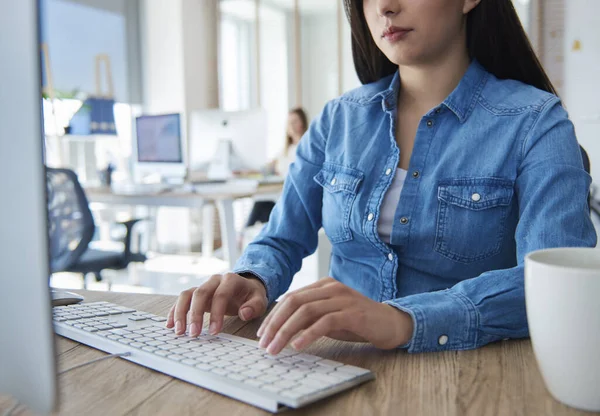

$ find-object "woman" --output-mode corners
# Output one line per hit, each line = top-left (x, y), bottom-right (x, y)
(245, 108), (309, 227)
(168, 0), (597, 354)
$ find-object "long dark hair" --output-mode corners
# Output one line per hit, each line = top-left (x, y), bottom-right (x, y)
(286, 107), (308, 154)
(343, 0), (557, 95)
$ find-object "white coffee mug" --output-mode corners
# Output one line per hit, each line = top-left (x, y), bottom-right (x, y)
(525, 247), (600, 412)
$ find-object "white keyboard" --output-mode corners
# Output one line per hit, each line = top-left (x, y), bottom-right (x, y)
(53, 302), (374, 412)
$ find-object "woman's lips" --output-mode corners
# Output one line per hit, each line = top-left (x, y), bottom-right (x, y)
(382, 27), (412, 42)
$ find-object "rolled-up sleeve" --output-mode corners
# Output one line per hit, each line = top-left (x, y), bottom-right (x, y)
(385, 97), (597, 353)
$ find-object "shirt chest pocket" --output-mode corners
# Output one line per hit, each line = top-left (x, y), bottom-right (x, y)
(435, 178), (514, 263)
(314, 163), (364, 244)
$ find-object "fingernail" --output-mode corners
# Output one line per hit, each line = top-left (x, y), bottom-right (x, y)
(240, 307), (252, 321)
(267, 340), (280, 355)
(292, 337), (305, 350)
(209, 322), (217, 335)
(190, 323), (200, 337)
(175, 320), (183, 334)
(259, 335), (269, 349)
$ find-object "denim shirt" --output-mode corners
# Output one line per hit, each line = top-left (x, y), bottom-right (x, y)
(233, 60), (597, 353)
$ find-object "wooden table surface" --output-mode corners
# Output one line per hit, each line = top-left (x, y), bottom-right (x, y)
(0, 290), (593, 416)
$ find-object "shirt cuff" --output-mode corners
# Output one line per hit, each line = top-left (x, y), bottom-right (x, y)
(232, 261), (280, 306)
(384, 289), (479, 353)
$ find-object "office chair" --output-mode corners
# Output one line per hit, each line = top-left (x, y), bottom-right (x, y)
(47, 167), (146, 286)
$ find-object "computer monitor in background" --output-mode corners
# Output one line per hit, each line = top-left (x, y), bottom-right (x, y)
(134, 113), (186, 183)
(188, 109), (268, 177)
(0, 0), (58, 413)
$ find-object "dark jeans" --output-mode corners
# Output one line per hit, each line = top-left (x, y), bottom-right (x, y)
(246, 201), (275, 227)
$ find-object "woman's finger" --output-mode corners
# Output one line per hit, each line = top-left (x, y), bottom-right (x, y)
(265, 298), (345, 355)
(165, 304), (176, 328)
(257, 277), (336, 337)
(208, 273), (242, 334)
(173, 287), (196, 334)
(258, 286), (334, 349)
(291, 311), (349, 351)
(187, 276), (221, 336)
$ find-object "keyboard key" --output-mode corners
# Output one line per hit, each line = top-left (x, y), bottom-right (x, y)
(316, 359), (343, 368)
(110, 329), (132, 335)
(181, 359), (198, 366)
(236, 358), (257, 366)
(132, 329), (153, 335)
(130, 342), (145, 348)
(210, 368), (228, 376)
(63, 315), (81, 320)
(94, 312), (110, 317)
(195, 356), (214, 364)
(114, 307), (136, 313)
(151, 317), (167, 322)
(95, 325), (113, 331)
(295, 353), (322, 363)
(107, 335), (121, 341)
(281, 371), (305, 381)
(243, 379), (265, 388)
(110, 323), (128, 329)
(240, 369), (262, 378)
(278, 379), (301, 390)
(142, 346), (157, 353)
(54, 317), (67, 322)
(155, 350), (170, 357)
(156, 344), (179, 351)
(327, 371), (357, 382)
(226, 373), (247, 381)
(299, 377), (329, 388)
(181, 351), (205, 359)
(194, 363), (214, 371)
(305, 373), (340, 385)
(146, 340), (166, 347)
(249, 363), (271, 371)
(263, 367), (288, 376)
(220, 355), (238, 362)
(262, 384), (285, 394)
(171, 348), (191, 355)
(83, 327), (98, 332)
(212, 360), (231, 368)
(257, 374), (281, 384)
(336, 365), (371, 376)
(167, 354), (184, 362)
(123, 334), (142, 339)
(128, 316), (147, 322)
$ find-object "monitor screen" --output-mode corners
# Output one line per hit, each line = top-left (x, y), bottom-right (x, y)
(136, 113), (183, 163)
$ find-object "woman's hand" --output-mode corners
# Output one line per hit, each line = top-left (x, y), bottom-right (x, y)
(166, 273), (268, 337)
(256, 277), (414, 355)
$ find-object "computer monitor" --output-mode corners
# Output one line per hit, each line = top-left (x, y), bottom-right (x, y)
(134, 113), (186, 183)
(188, 109), (268, 175)
(0, 0), (58, 413)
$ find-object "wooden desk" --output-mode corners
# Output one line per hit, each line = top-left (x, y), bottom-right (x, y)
(1, 290), (590, 416)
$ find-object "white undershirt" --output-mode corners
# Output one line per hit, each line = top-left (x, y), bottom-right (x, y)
(377, 168), (408, 244)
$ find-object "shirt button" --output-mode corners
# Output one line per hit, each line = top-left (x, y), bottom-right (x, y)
(471, 193), (481, 202)
(438, 335), (449, 346)
(367, 213), (374, 221)
(330, 178), (337, 186)
(412, 171), (420, 179)
(426, 120), (434, 127)
(400, 217), (409, 225)
(385, 168), (392, 176)
(435, 108), (441, 114)
(388, 253), (394, 261)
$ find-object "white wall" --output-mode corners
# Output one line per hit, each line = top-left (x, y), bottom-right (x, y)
(563, 0), (600, 184)
(301, 12), (339, 119)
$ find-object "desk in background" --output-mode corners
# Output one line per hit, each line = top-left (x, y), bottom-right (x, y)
(85, 180), (284, 267)
(0, 290), (589, 416)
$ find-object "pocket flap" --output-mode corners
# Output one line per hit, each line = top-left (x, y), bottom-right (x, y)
(314, 162), (364, 194)
(438, 178), (514, 210)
